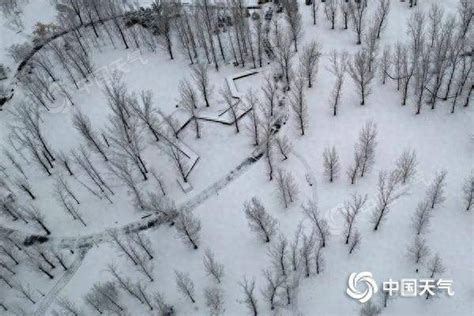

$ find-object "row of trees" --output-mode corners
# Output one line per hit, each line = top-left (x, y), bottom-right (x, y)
(381, 1), (472, 114)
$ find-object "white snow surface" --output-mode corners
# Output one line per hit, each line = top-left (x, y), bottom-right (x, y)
(0, 0), (472, 315)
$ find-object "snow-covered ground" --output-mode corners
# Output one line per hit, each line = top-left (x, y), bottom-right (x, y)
(0, 0), (472, 315)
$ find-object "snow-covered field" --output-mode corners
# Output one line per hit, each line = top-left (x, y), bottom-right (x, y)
(0, 0), (472, 315)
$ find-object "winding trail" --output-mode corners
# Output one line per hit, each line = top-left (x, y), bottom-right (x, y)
(48, 152), (264, 250)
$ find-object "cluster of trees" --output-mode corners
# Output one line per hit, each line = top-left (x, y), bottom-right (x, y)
(1, 72), (202, 240)
(317, 121), (377, 185)
(322, 0), (472, 114)
(238, 194), (337, 312)
(381, 1), (472, 114)
(0, 233), (75, 312)
(78, 232), (225, 315)
(9, 0), (170, 111)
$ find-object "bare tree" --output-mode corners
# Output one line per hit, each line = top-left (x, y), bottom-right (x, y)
(289, 223), (303, 273)
(144, 192), (178, 224)
(275, 169), (298, 209)
(347, 148), (362, 185)
(72, 147), (113, 198)
(443, 33), (466, 102)
(238, 276), (258, 316)
(134, 281), (154, 311)
(364, 25), (379, 73)
(374, 0), (390, 39)
(290, 76), (308, 136)
(23, 205), (51, 235)
(348, 49), (375, 105)
(451, 51), (472, 111)
(405, 10), (425, 107)
(283, 0), (303, 51)
(205, 287), (225, 316)
(427, 16), (454, 109)
(14, 177), (35, 200)
(348, 0), (367, 45)
(84, 291), (104, 314)
(244, 197), (278, 243)
(268, 234), (289, 277)
(0, 272), (14, 289)
(342, 193), (367, 244)
(220, 84), (240, 133)
(302, 200), (329, 247)
(371, 169), (404, 231)
(427, 253), (445, 278)
(379, 45), (391, 85)
(357, 121), (377, 177)
(175, 270), (196, 303)
(150, 169), (167, 197)
(427, 4), (444, 48)
(203, 248), (224, 284)
(108, 264), (144, 304)
(54, 178), (86, 226)
(163, 140), (190, 183)
(425, 170), (447, 209)
(275, 135), (292, 161)
(0, 243), (20, 265)
(311, 0), (319, 25)
(192, 63), (213, 107)
(324, 0), (337, 30)
(2, 147), (27, 178)
(55, 175), (80, 204)
(275, 35), (295, 89)
(300, 40), (322, 88)
(57, 151), (74, 176)
(407, 236), (430, 273)
(261, 74), (277, 117)
(129, 245), (154, 282)
(153, 291), (174, 315)
(314, 240), (325, 274)
(463, 174), (474, 211)
(175, 211), (201, 249)
(299, 229), (315, 277)
(109, 158), (146, 209)
(323, 146), (340, 182)
(179, 79), (201, 138)
(130, 232), (154, 260)
(260, 115), (275, 181)
(129, 90), (161, 142)
(281, 268), (299, 306)
(411, 199), (432, 235)
(15, 283), (37, 305)
(261, 268), (284, 310)
(159, 110), (180, 139)
(395, 149), (417, 184)
(328, 50), (348, 116)
(10, 103), (56, 163)
(348, 230), (361, 254)
(56, 297), (82, 316)
(414, 44), (432, 115)
(87, 282), (124, 314)
(155, 1), (175, 59)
